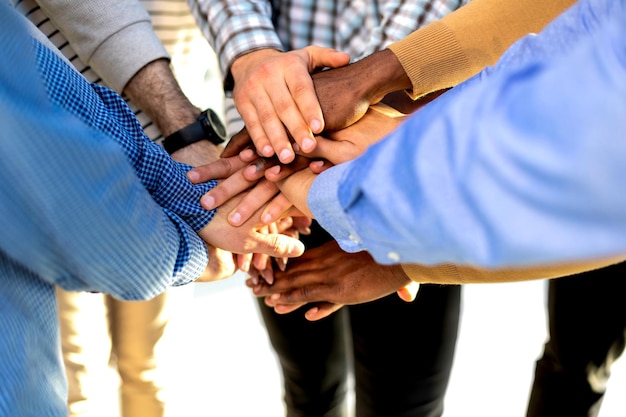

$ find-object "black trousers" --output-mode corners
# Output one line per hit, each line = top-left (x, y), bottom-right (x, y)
(527, 261), (626, 417)
(257, 222), (461, 417)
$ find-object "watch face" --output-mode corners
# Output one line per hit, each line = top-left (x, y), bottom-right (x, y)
(204, 109), (227, 142)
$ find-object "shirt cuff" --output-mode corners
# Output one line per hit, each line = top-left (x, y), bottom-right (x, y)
(220, 30), (283, 85)
(210, 8), (283, 83)
(166, 212), (210, 285)
(387, 20), (468, 99)
(308, 162), (365, 253)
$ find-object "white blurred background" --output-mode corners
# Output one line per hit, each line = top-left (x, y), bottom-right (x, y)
(100, 273), (626, 417)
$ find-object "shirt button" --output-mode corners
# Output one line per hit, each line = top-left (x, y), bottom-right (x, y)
(387, 252), (401, 262)
(348, 234), (360, 243)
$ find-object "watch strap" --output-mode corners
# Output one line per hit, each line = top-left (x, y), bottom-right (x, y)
(162, 109), (225, 154)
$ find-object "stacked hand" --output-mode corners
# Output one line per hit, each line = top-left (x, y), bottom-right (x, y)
(230, 46), (350, 164)
(186, 102), (420, 317)
(174, 140), (305, 283)
(185, 145), (311, 283)
(248, 240), (420, 321)
(186, 44), (432, 316)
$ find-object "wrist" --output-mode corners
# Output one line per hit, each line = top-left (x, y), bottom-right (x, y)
(156, 102), (201, 137)
(357, 49), (412, 103)
(230, 48), (283, 83)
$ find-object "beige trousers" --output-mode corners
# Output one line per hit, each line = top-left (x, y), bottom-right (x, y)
(56, 286), (194, 417)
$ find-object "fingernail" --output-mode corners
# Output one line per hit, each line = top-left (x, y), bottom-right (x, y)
(262, 145), (274, 157)
(289, 241), (304, 256)
(301, 138), (315, 152)
(262, 213), (273, 224)
(201, 195), (216, 210)
(310, 119), (322, 133)
(305, 307), (319, 320)
(268, 165), (281, 176)
(187, 170), (199, 182)
(245, 165), (259, 178)
(229, 212), (242, 225)
(279, 149), (293, 163)
(277, 258), (287, 272)
(240, 148), (255, 160)
(311, 160), (324, 170)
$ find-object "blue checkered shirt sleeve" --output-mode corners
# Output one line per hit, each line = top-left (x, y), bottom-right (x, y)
(34, 39), (217, 278)
(35, 40), (217, 231)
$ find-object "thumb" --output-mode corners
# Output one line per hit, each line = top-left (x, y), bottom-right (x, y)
(250, 232), (305, 258)
(396, 281), (420, 302)
(306, 46), (350, 70)
(300, 136), (344, 164)
(304, 303), (344, 321)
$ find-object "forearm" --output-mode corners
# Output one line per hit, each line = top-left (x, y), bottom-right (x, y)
(387, 0), (576, 98)
(335, 49), (412, 107)
(32, 42), (218, 233)
(124, 58), (200, 136)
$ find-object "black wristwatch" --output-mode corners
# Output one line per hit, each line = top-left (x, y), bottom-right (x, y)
(162, 108), (227, 154)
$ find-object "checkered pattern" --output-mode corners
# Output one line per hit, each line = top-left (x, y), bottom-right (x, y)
(35, 40), (217, 233)
(190, 0), (465, 82)
(0, 6), (221, 415)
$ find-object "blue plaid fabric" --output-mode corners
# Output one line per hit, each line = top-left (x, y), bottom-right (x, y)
(0, 5), (217, 415)
(34, 40), (217, 233)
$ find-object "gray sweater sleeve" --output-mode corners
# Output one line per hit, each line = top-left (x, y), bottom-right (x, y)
(34, 0), (169, 93)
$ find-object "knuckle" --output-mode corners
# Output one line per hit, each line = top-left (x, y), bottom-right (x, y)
(218, 158), (233, 173)
(259, 179), (279, 194)
(257, 62), (276, 78)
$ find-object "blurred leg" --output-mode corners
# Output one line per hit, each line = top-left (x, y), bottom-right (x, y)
(257, 300), (350, 417)
(350, 284), (461, 417)
(257, 222), (350, 417)
(527, 262), (626, 417)
(110, 286), (193, 417)
(57, 289), (112, 417)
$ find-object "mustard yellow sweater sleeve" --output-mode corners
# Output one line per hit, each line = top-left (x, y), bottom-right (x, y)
(387, 0), (575, 99)
(400, 255), (626, 285)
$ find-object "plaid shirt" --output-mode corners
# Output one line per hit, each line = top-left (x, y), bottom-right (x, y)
(190, 0), (465, 84)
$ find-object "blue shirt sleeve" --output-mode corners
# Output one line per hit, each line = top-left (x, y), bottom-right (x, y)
(310, 0), (626, 268)
(0, 11), (216, 299)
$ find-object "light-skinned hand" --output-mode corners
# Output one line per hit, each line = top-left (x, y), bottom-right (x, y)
(195, 245), (237, 283)
(188, 151), (311, 226)
(197, 192), (304, 259)
(230, 46), (350, 163)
